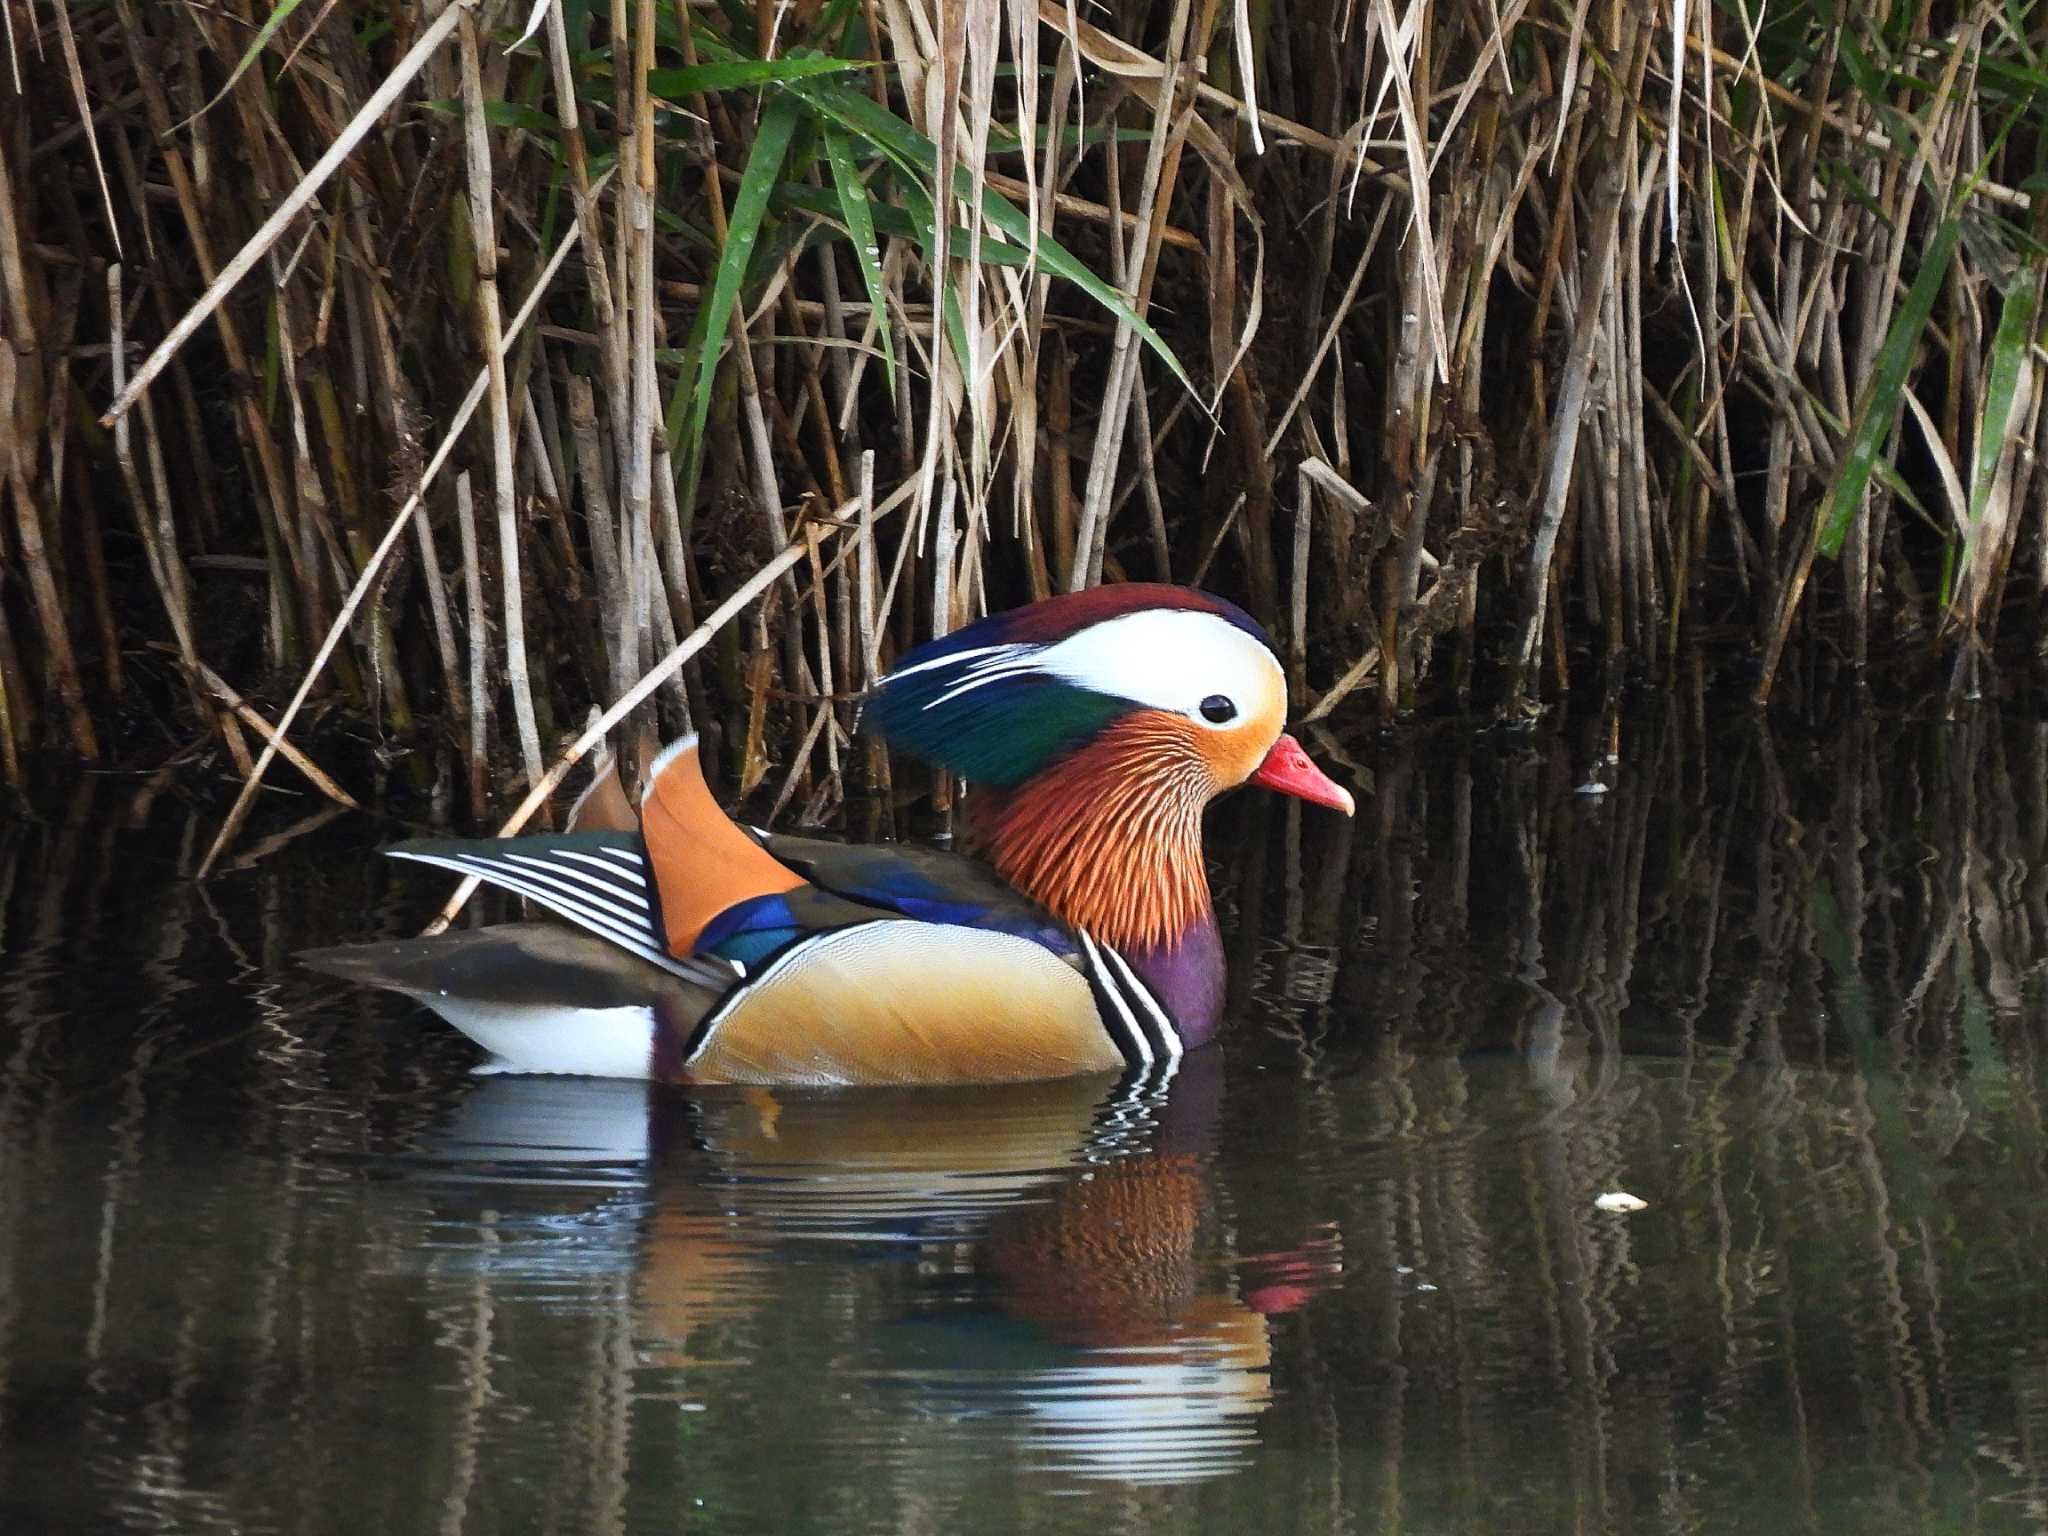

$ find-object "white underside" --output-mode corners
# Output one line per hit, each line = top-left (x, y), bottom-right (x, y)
(420, 996), (657, 1078)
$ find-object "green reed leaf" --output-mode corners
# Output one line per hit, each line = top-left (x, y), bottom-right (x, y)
(784, 78), (1202, 405)
(821, 124), (897, 401)
(424, 99), (561, 139)
(675, 90), (802, 514)
(1817, 215), (1961, 559)
(777, 181), (1041, 269)
(890, 175), (973, 379)
(1965, 271), (2041, 535)
(185, 0), (307, 124)
(645, 58), (863, 98)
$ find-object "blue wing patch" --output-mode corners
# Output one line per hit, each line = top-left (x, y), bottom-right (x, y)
(696, 893), (809, 968)
(698, 840), (1079, 965)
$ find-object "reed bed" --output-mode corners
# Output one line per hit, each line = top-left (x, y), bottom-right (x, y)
(2, 1), (2044, 844)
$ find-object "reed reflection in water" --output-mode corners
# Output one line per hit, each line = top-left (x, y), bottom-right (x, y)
(1, 704), (2047, 1534)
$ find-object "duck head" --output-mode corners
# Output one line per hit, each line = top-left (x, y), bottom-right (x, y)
(866, 585), (1352, 999)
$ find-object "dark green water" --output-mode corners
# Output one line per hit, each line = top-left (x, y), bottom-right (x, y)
(3, 707), (2048, 1534)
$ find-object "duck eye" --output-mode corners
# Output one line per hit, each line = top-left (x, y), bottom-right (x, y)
(1199, 695), (1238, 724)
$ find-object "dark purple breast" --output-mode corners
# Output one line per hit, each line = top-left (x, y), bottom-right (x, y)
(1122, 915), (1225, 1050)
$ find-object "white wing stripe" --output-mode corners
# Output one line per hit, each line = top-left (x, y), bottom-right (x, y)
(504, 850), (651, 910)
(446, 863), (651, 954)
(392, 852), (663, 961)
(493, 853), (652, 924)
(387, 848), (744, 987)
(553, 848), (648, 886)
(462, 863), (741, 983)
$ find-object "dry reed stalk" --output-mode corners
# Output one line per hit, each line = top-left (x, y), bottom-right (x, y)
(194, 200), (597, 875)
(48, 0), (117, 255)
(648, 449), (699, 728)
(190, 659), (359, 812)
(855, 449), (894, 800)
(1067, 0), (1195, 592)
(458, 10), (544, 796)
(0, 131), (89, 762)
(1509, 161), (1629, 710)
(1295, 458), (1372, 706)
(612, 0), (661, 783)
(267, 255), (341, 645)
(409, 484), (468, 760)
(0, 413), (94, 761)
(455, 470), (490, 821)
(102, 0), (302, 657)
(101, 0), (469, 425)
(4, 0), (2042, 794)
(103, 263), (214, 730)
(421, 482), (916, 934)
(0, 597), (20, 785)
(545, 0), (630, 475)
(1751, 9), (1978, 705)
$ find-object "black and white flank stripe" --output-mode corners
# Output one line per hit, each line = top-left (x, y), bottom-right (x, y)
(1075, 930), (1183, 1078)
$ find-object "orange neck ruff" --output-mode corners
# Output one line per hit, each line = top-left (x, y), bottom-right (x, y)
(973, 714), (1213, 955)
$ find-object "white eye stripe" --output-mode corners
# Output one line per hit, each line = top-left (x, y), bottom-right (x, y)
(1033, 610), (1283, 724)
(889, 609), (1283, 726)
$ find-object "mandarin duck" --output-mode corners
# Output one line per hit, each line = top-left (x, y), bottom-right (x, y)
(303, 584), (1352, 1084)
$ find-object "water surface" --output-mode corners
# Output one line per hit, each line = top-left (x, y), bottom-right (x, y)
(3, 707), (2047, 1533)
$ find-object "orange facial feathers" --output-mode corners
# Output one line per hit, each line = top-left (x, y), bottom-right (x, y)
(974, 712), (1214, 955)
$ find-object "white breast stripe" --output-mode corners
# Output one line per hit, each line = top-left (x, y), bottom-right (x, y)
(504, 851), (651, 911)
(1077, 932), (1153, 1069)
(1098, 942), (1183, 1064)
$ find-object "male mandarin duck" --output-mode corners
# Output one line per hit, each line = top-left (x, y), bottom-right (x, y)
(303, 583), (1353, 1084)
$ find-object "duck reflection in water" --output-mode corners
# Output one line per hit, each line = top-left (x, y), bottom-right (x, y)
(421, 1048), (1340, 1487)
